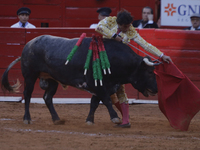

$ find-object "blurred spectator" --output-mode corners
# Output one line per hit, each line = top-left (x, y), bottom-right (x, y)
(89, 7), (112, 29)
(132, 6), (158, 29)
(11, 7), (36, 28)
(157, 17), (161, 28)
(184, 13), (200, 30)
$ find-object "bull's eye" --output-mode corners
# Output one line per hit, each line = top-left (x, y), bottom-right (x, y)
(148, 70), (154, 74)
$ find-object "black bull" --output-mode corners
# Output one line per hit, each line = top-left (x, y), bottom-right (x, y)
(1, 35), (158, 125)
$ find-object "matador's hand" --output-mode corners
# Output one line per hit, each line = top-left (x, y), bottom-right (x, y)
(115, 35), (123, 42)
(161, 55), (173, 64)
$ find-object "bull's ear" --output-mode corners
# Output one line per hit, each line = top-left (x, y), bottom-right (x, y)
(139, 58), (148, 69)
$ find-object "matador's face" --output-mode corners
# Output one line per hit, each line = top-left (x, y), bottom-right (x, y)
(118, 23), (131, 33)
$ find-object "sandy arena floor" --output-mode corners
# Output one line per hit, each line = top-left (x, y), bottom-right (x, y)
(0, 102), (200, 150)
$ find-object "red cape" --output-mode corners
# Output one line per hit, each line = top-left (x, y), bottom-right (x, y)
(154, 62), (200, 131)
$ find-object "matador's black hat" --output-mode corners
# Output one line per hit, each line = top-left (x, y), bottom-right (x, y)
(97, 7), (112, 16)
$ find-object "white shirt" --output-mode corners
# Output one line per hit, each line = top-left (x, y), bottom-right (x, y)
(89, 24), (98, 29)
(190, 26), (200, 30)
(90, 23), (98, 29)
(11, 21), (36, 28)
(137, 20), (154, 29)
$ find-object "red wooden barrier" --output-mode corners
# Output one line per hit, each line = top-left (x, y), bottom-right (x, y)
(0, 27), (200, 100)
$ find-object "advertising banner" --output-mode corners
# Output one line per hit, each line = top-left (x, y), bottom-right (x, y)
(161, 0), (200, 26)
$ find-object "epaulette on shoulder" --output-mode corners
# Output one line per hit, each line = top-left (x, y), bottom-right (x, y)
(106, 16), (117, 27)
(126, 25), (137, 38)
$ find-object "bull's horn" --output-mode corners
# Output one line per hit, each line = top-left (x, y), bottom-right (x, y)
(143, 58), (162, 66)
(143, 58), (154, 66)
(152, 59), (162, 64)
(152, 60), (158, 63)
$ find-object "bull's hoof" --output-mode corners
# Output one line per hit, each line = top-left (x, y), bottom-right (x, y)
(23, 120), (32, 124)
(114, 123), (131, 128)
(86, 121), (94, 125)
(53, 119), (65, 125)
(111, 118), (122, 124)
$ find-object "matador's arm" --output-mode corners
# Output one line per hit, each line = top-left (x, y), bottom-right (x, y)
(127, 26), (163, 57)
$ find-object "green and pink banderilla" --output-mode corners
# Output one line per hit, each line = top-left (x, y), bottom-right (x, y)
(65, 33), (86, 65)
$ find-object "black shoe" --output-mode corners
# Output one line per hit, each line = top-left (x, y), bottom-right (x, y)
(114, 123), (131, 128)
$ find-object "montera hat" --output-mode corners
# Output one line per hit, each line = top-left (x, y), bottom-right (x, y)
(17, 7), (31, 15)
(190, 13), (200, 18)
(97, 7), (112, 16)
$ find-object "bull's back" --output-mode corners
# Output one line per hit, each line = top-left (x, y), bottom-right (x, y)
(20, 35), (93, 83)
(22, 35), (77, 60)
(22, 35), (89, 64)
(21, 35), (137, 67)
(20, 35), (140, 84)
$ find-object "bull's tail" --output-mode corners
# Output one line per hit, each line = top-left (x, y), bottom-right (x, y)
(1, 57), (22, 93)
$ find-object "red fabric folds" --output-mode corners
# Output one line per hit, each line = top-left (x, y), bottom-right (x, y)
(154, 62), (200, 131)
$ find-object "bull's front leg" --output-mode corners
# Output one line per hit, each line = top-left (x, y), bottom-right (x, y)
(86, 95), (100, 124)
(86, 95), (121, 125)
(101, 96), (121, 124)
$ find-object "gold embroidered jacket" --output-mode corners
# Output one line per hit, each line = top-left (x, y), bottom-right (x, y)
(95, 16), (163, 57)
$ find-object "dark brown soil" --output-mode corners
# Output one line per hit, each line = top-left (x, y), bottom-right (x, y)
(0, 102), (200, 150)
